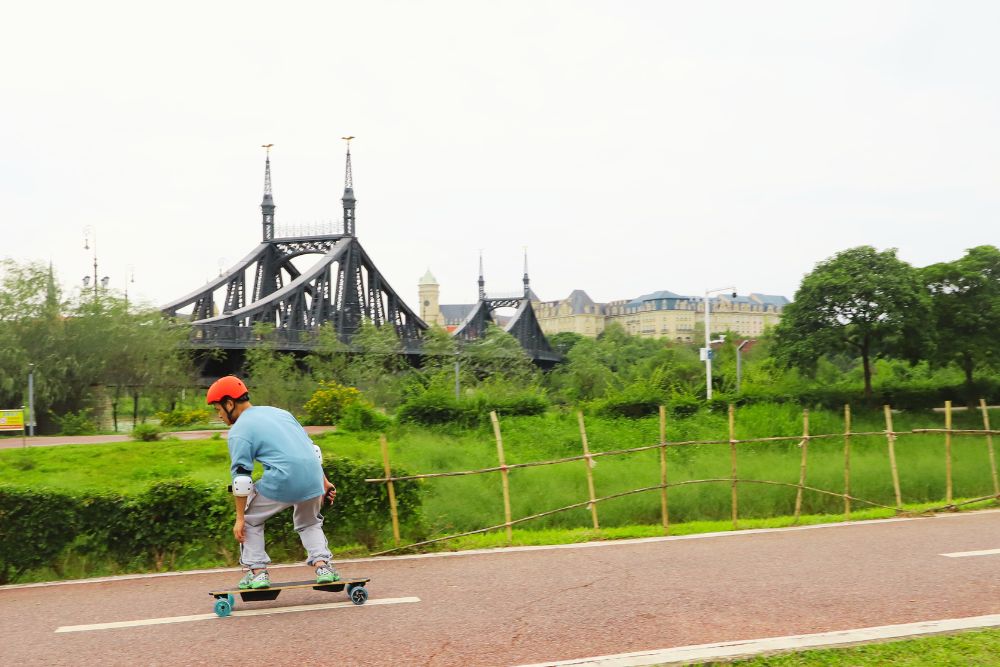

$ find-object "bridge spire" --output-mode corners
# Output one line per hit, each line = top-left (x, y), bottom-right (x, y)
(261, 144), (275, 241)
(522, 246), (530, 297)
(478, 250), (485, 300)
(341, 136), (356, 235)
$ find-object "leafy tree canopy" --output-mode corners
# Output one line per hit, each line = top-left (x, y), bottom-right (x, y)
(922, 244), (1000, 385)
(773, 246), (930, 398)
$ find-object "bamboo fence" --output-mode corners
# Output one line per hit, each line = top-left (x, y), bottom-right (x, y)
(366, 402), (1000, 556)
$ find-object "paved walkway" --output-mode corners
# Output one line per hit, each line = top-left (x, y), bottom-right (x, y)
(0, 425), (336, 449)
(4, 511), (1000, 666)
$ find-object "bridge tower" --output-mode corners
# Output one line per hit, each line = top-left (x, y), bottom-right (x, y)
(261, 143), (275, 241)
(162, 140), (427, 365)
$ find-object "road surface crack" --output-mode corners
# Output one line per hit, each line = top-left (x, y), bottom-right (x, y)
(423, 639), (451, 666)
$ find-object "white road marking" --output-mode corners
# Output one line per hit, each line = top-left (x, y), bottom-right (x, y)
(54, 596), (420, 633)
(11, 509), (1000, 592)
(514, 613), (1000, 667)
(942, 548), (1000, 558)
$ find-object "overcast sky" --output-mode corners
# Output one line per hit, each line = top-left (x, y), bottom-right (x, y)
(3, 1), (997, 311)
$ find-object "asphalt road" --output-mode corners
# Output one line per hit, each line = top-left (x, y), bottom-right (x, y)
(3, 511), (999, 666)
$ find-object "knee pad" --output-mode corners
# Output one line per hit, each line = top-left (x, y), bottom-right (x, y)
(232, 475), (254, 497)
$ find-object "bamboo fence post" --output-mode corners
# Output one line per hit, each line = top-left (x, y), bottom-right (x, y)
(577, 411), (600, 531)
(490, 411), (514, 545)
(794, 409), (810, 523)
(883, 405), (903, 510)
(659, 405), (669, 535)
(843, 404), (852, 518)
(379, 434), (401, 545)
(980, 398), (999, 500)
(729, 403), (738, 530)
(945, 400), (953, 505)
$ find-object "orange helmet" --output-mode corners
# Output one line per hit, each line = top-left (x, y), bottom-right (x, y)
(206, 376), (249, 404)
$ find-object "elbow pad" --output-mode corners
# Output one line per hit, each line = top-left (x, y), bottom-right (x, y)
(232, 475), (254, 497)
(313, 444), (323, 463)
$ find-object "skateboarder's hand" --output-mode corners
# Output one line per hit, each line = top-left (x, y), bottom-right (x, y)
(233, 517), (246, 543)
(323, 478), (337, 504)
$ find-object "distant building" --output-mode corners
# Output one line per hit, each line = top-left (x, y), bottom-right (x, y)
(600, 291), (787, 341)
(419, 272), (788, 341)
(533, 290), (607, 337)
(418, 269), (475, 332)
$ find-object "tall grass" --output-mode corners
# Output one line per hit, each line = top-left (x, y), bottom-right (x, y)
(318, 404), (1000, 534)
(3, 404), (997, 537)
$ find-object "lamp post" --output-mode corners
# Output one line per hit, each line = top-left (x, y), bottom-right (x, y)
(124, 265), (135, 312)
(736, 339), (751, 394)
(83, 227), (109, 302)
(703, 286), (736, 400)
(27, 363), (35, 437)
(84, 227), (98, 301)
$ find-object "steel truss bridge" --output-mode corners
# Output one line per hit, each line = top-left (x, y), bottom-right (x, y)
(161, 146), (559, 372)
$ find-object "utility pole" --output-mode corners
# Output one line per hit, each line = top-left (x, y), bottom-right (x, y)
(27, 363), (35, 437)
(703, 287), (736, 400)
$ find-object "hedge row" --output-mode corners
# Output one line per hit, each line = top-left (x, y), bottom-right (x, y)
(0, 456), (421, 584)
(591, 380), (1000, 420)
(397, 389), (548, 426)
(730, 380), (1000, 412)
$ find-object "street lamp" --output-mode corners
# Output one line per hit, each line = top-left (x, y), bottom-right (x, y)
(702, 286), (736, 400)
(124, 265), (135, 312)
(84, 227), (98, 300)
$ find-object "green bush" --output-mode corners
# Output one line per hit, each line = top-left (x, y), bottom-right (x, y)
(303, 381), (365, 425)
(0, 486), (78, 584)
(339, 402), (392, 432)
(397, 389), (467, 425)
(0, 460), (423, 582)
(321, 456), (422, 548)
(154, 408), (213, 429)
(736, 379), (1000, 411)
(668, 394), (703, 418)
(595, 382), (665, 418)
(481, 391), (549, 418)
(397, 387), (548, 426)
(131, 423), (162, 441)
(54, 409), (97, 435)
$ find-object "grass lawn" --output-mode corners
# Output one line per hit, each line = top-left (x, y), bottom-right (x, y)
(3, 404), (999, 539)
(718, 628), (1000, 666)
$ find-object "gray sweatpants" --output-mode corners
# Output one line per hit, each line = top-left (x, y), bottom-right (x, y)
(241, 491), (332, 570)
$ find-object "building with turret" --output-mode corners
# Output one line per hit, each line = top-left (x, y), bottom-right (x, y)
(424, 276), (788, 341)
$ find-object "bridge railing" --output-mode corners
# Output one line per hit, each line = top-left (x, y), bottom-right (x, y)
(187, 323), (426, 353)
(364, 400), (1000, 555)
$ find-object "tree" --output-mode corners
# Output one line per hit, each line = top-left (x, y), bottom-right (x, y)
(245, 324), (312, 412)
(304, 324), (350, 383)
(342, 321), (411, 407)
(773, 246), (930, 400)
(459, 324), (537, 385)
(548, 331), (585, 356)
(922, 245), (1000, 387)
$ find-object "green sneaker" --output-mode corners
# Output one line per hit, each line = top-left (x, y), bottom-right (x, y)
(316, 565), (340, 584)
(237, 570), (254, 590)
(248, 570), (270, 589)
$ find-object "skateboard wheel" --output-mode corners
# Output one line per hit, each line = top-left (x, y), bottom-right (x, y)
(214, 598), (233, 617)
(349, 586), (368, 606)
(226, 594), (235, 606)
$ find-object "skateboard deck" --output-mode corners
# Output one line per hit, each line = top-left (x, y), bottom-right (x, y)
(209, 576), (371, 616)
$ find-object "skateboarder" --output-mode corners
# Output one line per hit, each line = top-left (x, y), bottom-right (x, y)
(207, 375), (340, 590)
